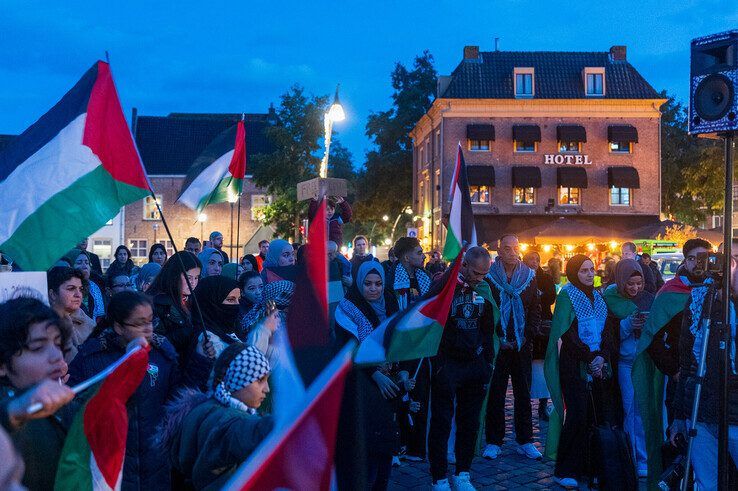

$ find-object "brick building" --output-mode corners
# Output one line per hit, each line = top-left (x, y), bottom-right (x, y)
(119, 111), (276, 266)
(410, 45), (667, 251)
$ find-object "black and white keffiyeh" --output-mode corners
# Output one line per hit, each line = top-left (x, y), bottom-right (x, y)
(563, 282), (608, 351)
(241, 280), (295, 332)
(213, 345), (271, 413)
(393, 263), (431, 309)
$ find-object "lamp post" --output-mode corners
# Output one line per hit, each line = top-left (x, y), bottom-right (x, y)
(228, 192), (238, 262)
(197, 213), (207, 244)
(390, 207), (414, 244)
(319, 85), (346, 179)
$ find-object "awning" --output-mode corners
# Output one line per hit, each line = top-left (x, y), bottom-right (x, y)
(608, 125), (639, 143)
(608, 166), (640, 188)
(511, 166), (542, 188)
(466, 124), (495, 141)
(557, 167), (588, 188)
(466, 165), (495, 186)
(512, 125), (541, 142)
(557, 125), (587, 142)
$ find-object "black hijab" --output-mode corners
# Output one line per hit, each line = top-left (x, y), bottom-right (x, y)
(192, 275), (240, 338)
(565, 254), (594, 299)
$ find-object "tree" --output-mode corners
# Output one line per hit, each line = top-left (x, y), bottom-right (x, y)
(353, 51), (437, 244)
(657, 224), (697, 245)
(250, 86), (356, 238)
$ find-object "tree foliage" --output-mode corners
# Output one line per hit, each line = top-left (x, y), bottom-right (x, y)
(353, 51), (437, 243)
(657, 224), (697, 245)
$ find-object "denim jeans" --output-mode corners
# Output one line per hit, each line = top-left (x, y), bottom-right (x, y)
(691, 422), (738, 491)
(618, 361), (647, 471)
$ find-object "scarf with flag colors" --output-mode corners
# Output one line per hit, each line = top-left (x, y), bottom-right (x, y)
(442, 144), (477, 262)
(354, 251), (465, 365)
(55, 345), (150, 491)
(178, 119), (246, 213)
(0, 61), (151, 271)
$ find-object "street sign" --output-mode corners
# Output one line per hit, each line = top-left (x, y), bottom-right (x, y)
(406, 227), (418, 238)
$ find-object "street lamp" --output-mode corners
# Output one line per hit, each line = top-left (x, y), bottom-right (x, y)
(382, 215), (389, 222)
(319, 85), (345, 179)
(197, 212), (207, 244)
(389, 206), (414, 244)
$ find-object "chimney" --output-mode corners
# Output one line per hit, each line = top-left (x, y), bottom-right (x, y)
(463, 45), (479, 60)
(610, 45), (627, 61)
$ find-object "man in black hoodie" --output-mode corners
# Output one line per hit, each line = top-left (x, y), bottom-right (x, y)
(427, 246), (496, 491)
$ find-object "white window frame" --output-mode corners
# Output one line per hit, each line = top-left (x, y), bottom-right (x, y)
(129, 239), (148, 263)
(609, 187), (632, 206)
(513, 187), (536, 205)
(514, 67), (535, 98)
(468, 139), (491, 151)
(469, 185), (490, 204)
(143, 195), (162, 221)
(157, 240), (175, 257)
(584, 67), (606, 96)
(558, 187), (581, 206)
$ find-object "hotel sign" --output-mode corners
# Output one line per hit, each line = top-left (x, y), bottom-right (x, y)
(544, 154), (593, 165)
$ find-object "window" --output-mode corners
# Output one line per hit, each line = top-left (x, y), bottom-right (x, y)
(609, 141), (632, 153)
(143, 195), (162, 220)
(610, 187), (631, 206)
(419, 147), (424, 165)
(468, 139), (490, 151)
(586, 73), (604, 95)
(558, 141), (581, 153)
(469, 185), (490, 204)
(92, 239), (112, 270)
(435, 130), (441, 156)
(129, 240), (148, 263)
(514, 187), (535, 205)
(514, 140), (536, 153)
(559, 187), (581, 205)
(251, 194), (272, 221)
(514, 68), (534, 97)
(157, 240), (175, 257)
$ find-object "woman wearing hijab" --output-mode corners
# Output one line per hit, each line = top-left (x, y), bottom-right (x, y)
(544, 254), (616, 489)
(603, 259), (654, 477)
(198, 247), (224, 278)
(107, 245), (137, 280)
(191, 275), (242, 357)
(241, 280), (294, 361)
(148, 243), (168, 266)
(135, 262), (161, 293)
(334, 262), (402, 491)
(260, 239), (296, 284)
(159, 343), (274, 490)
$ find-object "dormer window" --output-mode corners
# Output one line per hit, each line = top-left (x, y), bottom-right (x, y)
(584, 67), (605, 96)
(514, 68), (534, 98)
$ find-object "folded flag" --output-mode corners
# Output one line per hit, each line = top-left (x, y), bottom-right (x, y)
(442, 143), (476, 261)
(55, 346), (150, 491)
(0, 61), (151, 271)
(178, 119), (246, 213)
(354, 251), (463, 364)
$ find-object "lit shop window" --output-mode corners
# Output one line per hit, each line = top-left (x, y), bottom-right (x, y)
(514, 187), (535, 205)
(610, 187), (631, 206)
(558, 141), (581, 153)
(559, 187), (580, 205)
(469, 185), (490, 204)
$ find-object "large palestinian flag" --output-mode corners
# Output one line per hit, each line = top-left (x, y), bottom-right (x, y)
(0, 61), (151, 271)
(178, 119), (246, 213)
(354, 252), (464, 364)
(442, 143), (477, 261)
(55, 346), (149, 490)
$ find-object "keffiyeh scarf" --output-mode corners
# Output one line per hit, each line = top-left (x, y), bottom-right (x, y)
(241, 280), (295, 332)
(487, 260), (534, 350)
(393, 264), (431, 310)
(213, 345), (271, 414)
(335, 298), (375, 342)
(563, 283), (608, 351)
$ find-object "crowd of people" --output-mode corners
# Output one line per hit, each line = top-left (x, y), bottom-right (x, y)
(0, 206), (736, 491)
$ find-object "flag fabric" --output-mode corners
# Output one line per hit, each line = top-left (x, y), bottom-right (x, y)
(354, 251), (464, 365)
(178, 119), (246, 213)
(0, 61), (150, 271)
(442, 143), (477, 261)
(224, 343), (353, 491)
(55, 346), (150, 490)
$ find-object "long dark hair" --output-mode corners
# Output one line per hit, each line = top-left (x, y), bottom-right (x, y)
(114, 245), (132, 263)
(105, 291), (153, 328)
(148, 243), (167, 263)
(147, 251), (202, 307)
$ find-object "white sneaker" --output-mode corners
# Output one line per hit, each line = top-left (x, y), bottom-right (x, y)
(482, 443), (501, 460)
(516, 442), (542, 460)
(553, 476), (578, 489)
(450, 472), (477, 491)
(431, 478), (452, 490)
(447, 451), (456, 464)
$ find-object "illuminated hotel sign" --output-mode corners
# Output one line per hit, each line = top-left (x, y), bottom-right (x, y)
(544, 154), (593, 165)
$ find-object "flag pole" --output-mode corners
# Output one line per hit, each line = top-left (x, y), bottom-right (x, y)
(236, 194), (242, 262)
(230, 201), (235, 262)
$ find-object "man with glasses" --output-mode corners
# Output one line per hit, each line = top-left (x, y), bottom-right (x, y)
(427, 247), (498, 491)
(107, 274), (134, 298)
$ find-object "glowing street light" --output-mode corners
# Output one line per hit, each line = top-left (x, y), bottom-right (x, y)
(319, 85), (346, 179)
(382, 215), (390, 222)
(197, 213), (207, 244)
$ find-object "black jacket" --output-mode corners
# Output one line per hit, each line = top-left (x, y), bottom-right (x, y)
(152, 293), (196, 367)
(559, 316), (617, 383)
(533, 268), (557, 359)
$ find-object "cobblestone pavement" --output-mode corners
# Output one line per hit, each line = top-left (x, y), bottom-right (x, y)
(388, 384), (647, 490)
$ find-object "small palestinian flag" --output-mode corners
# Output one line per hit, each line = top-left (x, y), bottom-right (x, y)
(353, 251), (463, 364)
(178, 119), (246, 213)
(55, 346), (150, 490)
(442, 143), (477, 261)
(0, 61), (151, 271)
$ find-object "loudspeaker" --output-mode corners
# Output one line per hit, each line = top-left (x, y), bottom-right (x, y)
(689, 30), (738, 135)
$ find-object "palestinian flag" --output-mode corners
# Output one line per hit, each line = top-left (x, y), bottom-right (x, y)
(632, 277), (691, 487)
(354, 251), (466, 364)
(55, 346), (150, 490)
(178, 119), (246, 213)
(0, 61), (150, 271)
(601, 283), (639, 319)
(442, 143), (476, 262)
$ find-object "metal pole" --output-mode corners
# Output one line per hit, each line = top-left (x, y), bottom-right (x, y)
(230, 201), (234, 263)
(719, 132), (734, 490)
(236, 195), (242, 262)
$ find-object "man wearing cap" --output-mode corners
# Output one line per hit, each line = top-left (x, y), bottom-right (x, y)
(210, 231), (229, 263)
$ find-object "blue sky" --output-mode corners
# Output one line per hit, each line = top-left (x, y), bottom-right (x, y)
(1, 0), (737, 165)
